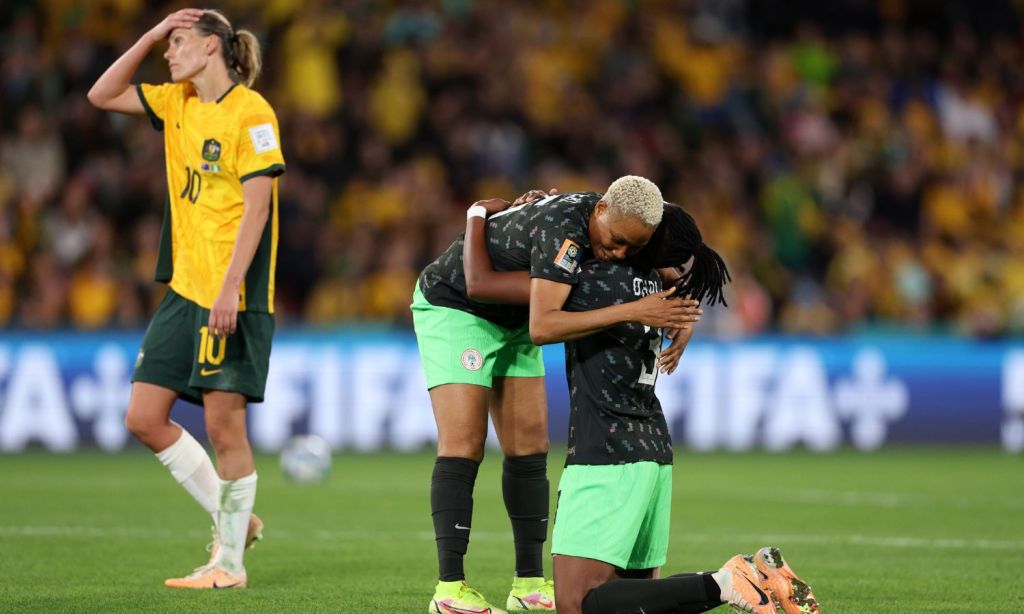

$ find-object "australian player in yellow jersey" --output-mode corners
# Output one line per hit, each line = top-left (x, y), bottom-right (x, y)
(88, 8), (284, 589)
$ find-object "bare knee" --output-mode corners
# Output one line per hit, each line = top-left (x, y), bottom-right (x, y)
(431, 385), (490, 461)
(500, 419), (549, 456)
(437, 432), (487, 462)
(205, 418), (248, 455)
(124, 404), (172, 445)
(123, 406), (147, 438)
(124, 383), (180, 449)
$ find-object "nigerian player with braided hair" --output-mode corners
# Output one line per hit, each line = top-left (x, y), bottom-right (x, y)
(89, 8), (283, 589)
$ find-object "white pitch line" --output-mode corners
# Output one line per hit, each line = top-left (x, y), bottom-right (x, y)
(4, 525), (1017, 552)
(694, 486), (1024, 511)
(667, 532), (1024, 551)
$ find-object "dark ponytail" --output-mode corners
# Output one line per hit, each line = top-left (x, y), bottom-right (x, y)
(229, 29), (262, 87)
(632, 203), (732, 306)
(194, 10), (263, 87)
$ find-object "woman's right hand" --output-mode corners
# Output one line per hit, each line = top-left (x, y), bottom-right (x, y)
(630, 289), (703, 329)
(146, 8), (203, 42)
(513, 188), (558, 206)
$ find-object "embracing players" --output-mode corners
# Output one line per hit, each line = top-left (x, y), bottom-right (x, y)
(413, 176), (698, 613)
(463, 198), (820, 614)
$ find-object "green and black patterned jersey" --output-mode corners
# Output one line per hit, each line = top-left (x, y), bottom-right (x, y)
(418, 192), (600, 329)
(563, 261), (673, 466)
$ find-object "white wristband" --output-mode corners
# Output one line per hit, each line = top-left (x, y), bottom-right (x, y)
(467, 205), (487, 219)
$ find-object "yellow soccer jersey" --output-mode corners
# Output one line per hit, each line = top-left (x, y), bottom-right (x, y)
(136, 81), (285, 313)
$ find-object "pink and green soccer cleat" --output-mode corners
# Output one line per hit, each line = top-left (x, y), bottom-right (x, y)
(430, 580), (508, 614)
(506, 576), (555, 611)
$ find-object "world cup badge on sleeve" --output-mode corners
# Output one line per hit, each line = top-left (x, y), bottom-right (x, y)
(554, 238), (581, 273)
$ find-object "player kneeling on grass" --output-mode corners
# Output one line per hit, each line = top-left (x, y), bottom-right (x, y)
(465, 201), (820, 614)
(88, 8), (285, 589)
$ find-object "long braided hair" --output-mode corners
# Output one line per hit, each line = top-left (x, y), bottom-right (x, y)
(630, 203), (732, 306)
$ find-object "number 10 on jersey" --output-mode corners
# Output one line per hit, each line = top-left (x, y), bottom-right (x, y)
(180, 166), (201, 204)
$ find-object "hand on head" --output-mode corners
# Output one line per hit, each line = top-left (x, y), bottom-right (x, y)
(149, 8), (203, 41)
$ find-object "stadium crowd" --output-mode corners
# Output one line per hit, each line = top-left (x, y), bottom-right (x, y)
(1, 0), (1022, 336)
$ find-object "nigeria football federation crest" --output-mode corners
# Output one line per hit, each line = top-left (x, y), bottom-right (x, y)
(461, 348), (483, 371)
(202, 138), (222, 161)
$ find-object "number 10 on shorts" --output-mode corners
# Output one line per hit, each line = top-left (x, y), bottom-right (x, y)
(197, 326), (227, 366)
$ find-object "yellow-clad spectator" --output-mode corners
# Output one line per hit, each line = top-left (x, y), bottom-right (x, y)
(280, 4), (349, 118)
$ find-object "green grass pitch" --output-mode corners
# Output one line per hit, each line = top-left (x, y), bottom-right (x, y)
(1, 448), (1021, 612)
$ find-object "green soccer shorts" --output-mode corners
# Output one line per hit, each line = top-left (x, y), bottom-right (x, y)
(411, 284), (544, 389)
(131, 288), (274, 405)
(552, 462), (674, 570)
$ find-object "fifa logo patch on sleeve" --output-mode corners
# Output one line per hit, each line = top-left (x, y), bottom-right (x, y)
(249, 123), (279, 154)
(554, 239), (581, 273)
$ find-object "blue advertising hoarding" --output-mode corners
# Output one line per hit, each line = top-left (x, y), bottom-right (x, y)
(0, 331), (1021, 452)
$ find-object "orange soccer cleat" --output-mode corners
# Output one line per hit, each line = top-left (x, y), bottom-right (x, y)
(164, 565), (247, 590)
(753, 547), (820, 614)
(717, 554), (775, 614)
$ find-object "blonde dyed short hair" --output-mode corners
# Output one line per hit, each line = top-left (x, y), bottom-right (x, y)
(602, 175), (664, 227)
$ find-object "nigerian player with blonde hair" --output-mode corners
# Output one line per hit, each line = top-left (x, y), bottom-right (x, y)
(88, 7), (284, 589)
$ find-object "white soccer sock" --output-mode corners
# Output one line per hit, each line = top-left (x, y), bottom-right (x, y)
(154, 427), (219, 524)
(212, 471), (257, 574)
(711, 568), (732, 603)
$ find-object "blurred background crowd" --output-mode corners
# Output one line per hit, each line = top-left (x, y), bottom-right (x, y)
(2, 0), (1023, 336)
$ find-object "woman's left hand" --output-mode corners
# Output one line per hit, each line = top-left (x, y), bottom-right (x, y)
(209, 288), (240, 338)
(657, 318), (697, 374)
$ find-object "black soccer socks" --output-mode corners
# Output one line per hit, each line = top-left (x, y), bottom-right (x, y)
(581, 573), (721, 614)
(502, 453), (549, 578)
(431, 456), (480, 582)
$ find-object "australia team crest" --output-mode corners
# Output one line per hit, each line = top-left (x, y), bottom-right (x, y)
(202, 138), (222, 162)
